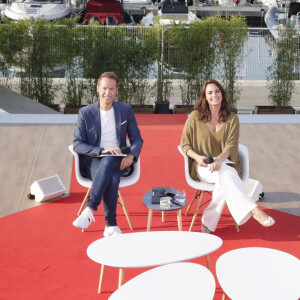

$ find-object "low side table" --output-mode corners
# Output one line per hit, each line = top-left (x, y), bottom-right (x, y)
(142, 188), (187, 231)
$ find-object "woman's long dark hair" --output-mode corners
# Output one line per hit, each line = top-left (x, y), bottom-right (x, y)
(194, 79), (231, 123)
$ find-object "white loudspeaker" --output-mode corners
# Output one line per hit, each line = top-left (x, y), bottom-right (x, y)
(246, 178), (263, 202)
(30, 175), (66, 203)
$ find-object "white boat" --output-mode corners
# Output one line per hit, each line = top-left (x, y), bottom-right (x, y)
(264, 2), (300, 39)
(0, 2), (6, 20)
(141, 0), (199, 26)
(4, 0), (72, 20)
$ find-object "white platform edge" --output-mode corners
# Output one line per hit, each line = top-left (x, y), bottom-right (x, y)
(1, 114), (300, 125)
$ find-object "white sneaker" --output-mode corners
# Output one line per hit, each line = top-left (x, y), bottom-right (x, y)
(73, 207), (95, 229)
(103, 226), (122, 237)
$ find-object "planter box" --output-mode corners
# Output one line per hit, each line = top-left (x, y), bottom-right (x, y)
(131, 105), (154, 114)
(254, 106), (295, 114)
(49, 104), (61, 113)
(174, 105), (194, 114)
(64, 107), (80, 114)
(64, 105), (86, 114)
(155, 102), (172, 114)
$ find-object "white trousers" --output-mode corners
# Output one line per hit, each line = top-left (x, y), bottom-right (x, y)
(197, 163), (257, 232)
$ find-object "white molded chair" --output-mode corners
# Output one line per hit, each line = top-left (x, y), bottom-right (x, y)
(178, 144), (249, 232)
(69, 142), (140, 231)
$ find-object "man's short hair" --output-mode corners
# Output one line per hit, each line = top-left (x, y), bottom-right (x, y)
(98, 72), (119, 88)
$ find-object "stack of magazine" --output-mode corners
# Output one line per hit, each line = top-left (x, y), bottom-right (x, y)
(151, 187), (184, 207)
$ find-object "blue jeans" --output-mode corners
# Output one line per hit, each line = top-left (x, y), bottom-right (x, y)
(82, 156), (123, 226)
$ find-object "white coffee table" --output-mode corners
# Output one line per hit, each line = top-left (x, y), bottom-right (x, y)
(109, 262), (216, 300)
(216, 247), (300, 300)
(87, 231), (222, 293)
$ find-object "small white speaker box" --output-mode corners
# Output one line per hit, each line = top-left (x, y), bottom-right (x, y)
(246, 178), (263, 202)
(30, 175), (66, 203)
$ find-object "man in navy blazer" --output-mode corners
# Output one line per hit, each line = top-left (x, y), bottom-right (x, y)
(72, 72), (143, 237)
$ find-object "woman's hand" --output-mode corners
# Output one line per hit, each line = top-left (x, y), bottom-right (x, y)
(208, 158), (222, 172)
(195, 155), (208, 168)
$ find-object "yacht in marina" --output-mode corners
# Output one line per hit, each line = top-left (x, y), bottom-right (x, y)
(4, 0), (72, 20)
(264, 1), (300, 39)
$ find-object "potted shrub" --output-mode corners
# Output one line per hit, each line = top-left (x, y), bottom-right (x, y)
(258, 26), (298, 114)
(153, 20), (173, 114)
(19, 19), (57, 108)
(217, 16), (248, 111)
(117, 25), (157, 113)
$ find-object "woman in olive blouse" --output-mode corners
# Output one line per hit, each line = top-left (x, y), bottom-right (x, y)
(181, 79), (275, 233)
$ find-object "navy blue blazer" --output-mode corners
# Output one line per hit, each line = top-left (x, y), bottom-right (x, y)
(73, 101), (143, 172)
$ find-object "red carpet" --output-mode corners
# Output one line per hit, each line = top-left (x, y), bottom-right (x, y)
(0, 115), (299, 300)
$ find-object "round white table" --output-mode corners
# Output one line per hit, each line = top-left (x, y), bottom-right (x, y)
(216, 247), (300, 300)
(87, 231), (222, 293)
(109, 262), (216, 300)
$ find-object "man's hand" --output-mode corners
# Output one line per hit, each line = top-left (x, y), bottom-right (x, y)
(120, 154), (134, 170)
(102, 147), (121, 155)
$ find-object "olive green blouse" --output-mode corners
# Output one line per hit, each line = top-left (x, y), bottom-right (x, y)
(180, 110), (242, 181)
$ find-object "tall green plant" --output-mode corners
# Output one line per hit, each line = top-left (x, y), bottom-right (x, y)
(81, 24), (116, 103)
(168, 17), (220, 105)
(117, 25), (157, 105)
(151, 19), (176, 104)
(57, 18), (85, 108)
(168, 15), (247, 108)
(0, 19), (30, 88)
(20, 19), (58, 107)
(217, 15), (248, 110)
(266, 26), (299, 108)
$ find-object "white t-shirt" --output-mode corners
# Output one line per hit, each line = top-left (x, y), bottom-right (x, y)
(99, 107), (119, 149)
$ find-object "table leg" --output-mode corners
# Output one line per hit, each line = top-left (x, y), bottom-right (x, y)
(177, 209), (182, 231)
(98, 264), (106, 293)
(162, 211), (165, 222)
(147, 209), (153, 231)
(118, 268), (125, 288)
(205, 255), (211, 271)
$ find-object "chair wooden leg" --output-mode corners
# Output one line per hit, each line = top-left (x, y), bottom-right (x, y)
(229, 210), (240, 232)
(98, 264), (106, 293)
(118, 268), (125, 288)
(185, 189), (200, 215)
(234, 219), (240, 232)
(118, 190), (133, 230)
(177, 209), (182, 231)
(189, 191), (204, 232)
(78, 187), (91, 216)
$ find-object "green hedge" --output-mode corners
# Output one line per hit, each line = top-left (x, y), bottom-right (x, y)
(0, 16), (248, 109)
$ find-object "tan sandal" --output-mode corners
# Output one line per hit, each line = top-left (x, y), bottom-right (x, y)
(252, 208), (275, 227)
(253, 214), (275, 227)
